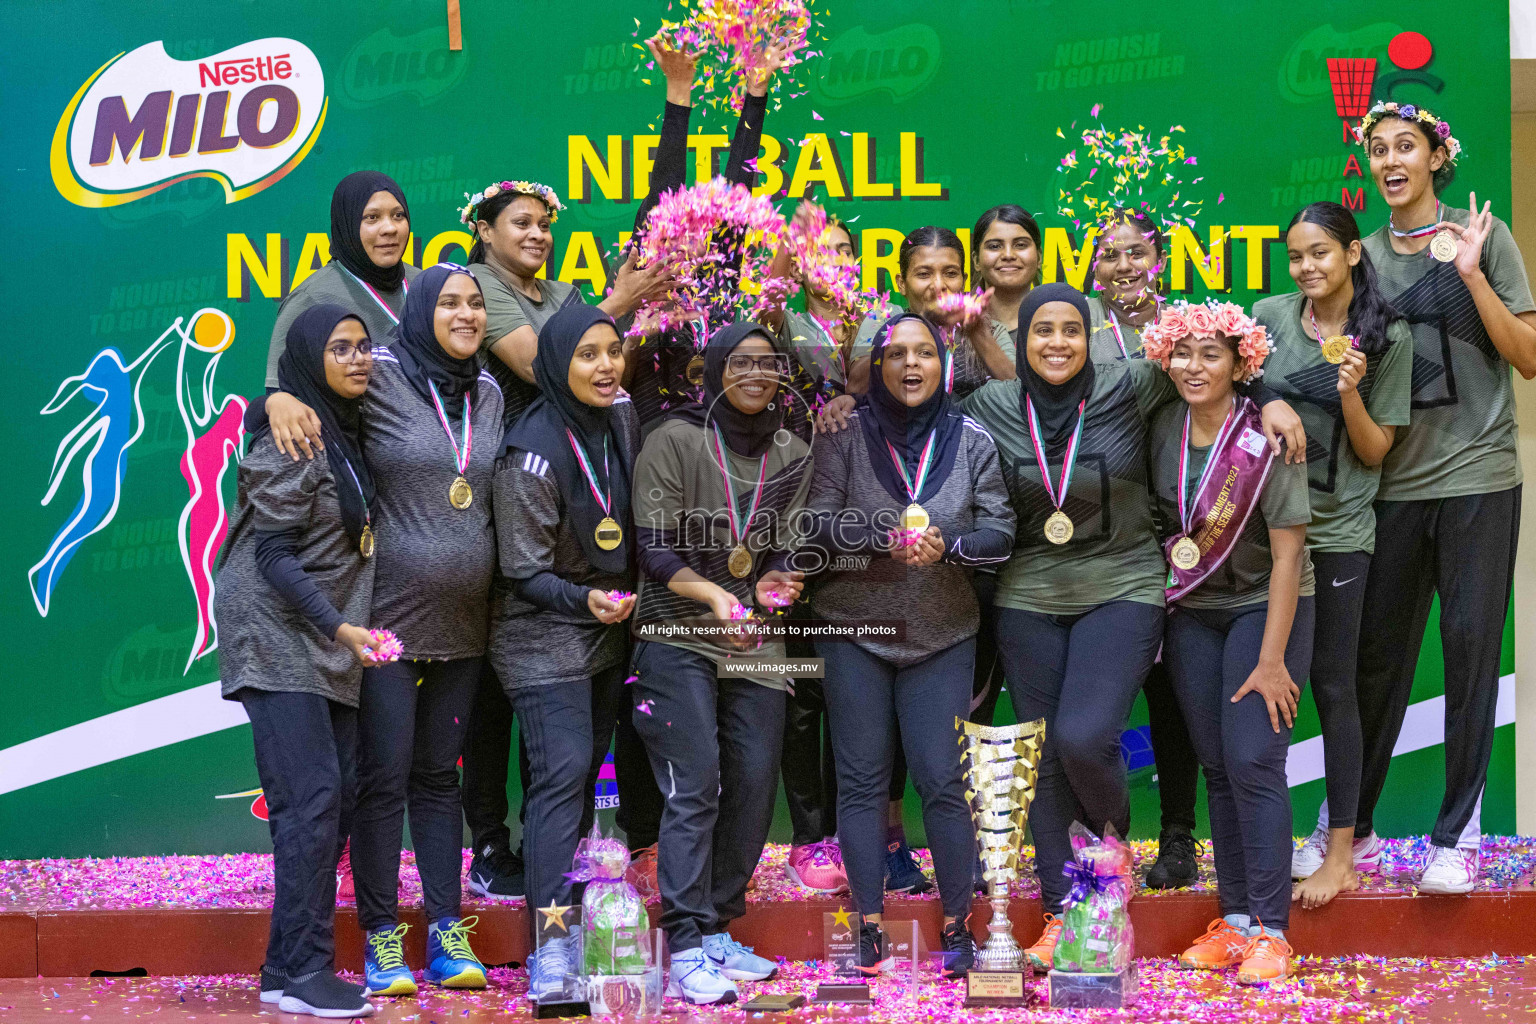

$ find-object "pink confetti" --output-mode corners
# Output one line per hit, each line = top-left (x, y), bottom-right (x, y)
(362, 629), (403, 663)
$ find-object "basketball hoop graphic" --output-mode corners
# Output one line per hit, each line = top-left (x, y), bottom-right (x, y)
(1326, 58), (1376, 118)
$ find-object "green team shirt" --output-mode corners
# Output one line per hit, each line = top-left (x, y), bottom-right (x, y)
(1363, 208), (1534, 500)
(961, 359), (1175, 614)
(1253, 293), (1413, 553)
(1086, 295), (1155, 364)
(1149, 402), (1316, 609)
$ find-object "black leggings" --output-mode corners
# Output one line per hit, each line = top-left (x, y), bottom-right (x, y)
(1354, 487), (1520, 848)
(820, 638), (976, 920)
(996, 601), (1164, 913)
(1143, 658), (1199, 834)
(352, 657), (480, 930)
(1165, 598), (1314, 933)
(461, 663), (530, 859)
(1307, 550), (1372, 830)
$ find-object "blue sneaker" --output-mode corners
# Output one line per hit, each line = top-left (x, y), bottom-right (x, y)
(425, 915), (486, 989)
(526, 935), (577, 1003)
(703, 931), (777, 981)
(363, 924), (417, 997)
(884, 841), (934, 895)
(665, 947), (737, 1005)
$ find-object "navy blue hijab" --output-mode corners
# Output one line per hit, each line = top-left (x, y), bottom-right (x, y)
(330, 171), (410, 292)
(856, 312), (965, 507)
(503, 304), (631, 573)
(390, 263), (482, 416)
(270, 304), (375, 543)
(665, 321), (785, 458)
(1018, 282), (1095, 451)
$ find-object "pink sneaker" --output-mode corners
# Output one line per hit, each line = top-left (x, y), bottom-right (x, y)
(1352, 832), (1384, 874)
(786, 839), (849, 893)
(336, 841), (355, 901)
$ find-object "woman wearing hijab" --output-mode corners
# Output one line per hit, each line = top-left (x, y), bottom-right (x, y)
(263, 172), (417, 458)
(216, 306), (381, 1018)
(249, 264), (504, 995)
(961, 283), (1306, 970)
(805, 313), (1014, 973)
(489, 305), (639, 1000)
(628, 322), (811, 1005)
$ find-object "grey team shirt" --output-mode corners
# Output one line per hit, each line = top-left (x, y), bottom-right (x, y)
(264, 261), (421, 388)
(1363, 208), (1534, 501)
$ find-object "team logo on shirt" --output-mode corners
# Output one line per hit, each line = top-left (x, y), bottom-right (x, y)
(51, 38), (327, 208)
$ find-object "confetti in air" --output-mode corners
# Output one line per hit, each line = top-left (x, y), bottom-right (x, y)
(644, 0), (821, 117)
(1054, 104), (1209, 235)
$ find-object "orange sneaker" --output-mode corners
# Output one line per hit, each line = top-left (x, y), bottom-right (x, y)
(1024, 914), (1062, 972)
(625, 844), (659, 899)
(1236, 930), (1293, 985)
(1178, 918), (1251, 970)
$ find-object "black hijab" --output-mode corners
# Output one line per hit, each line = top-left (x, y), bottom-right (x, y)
(330, 171), (411, 292)
(390, 263), (482, 416)
(1017, 282), (1095, 451)
(503, 304), (631, 573)
(666, 321), (784, 457)
(857, 313), (965, 507)
(269, 304), (375, 544)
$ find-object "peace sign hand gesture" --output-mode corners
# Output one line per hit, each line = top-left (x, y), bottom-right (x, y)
(1435, 191), (1493, 280)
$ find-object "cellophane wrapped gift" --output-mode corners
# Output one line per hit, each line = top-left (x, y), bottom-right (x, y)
(569, 827), (648, 975)
(1052, 822), (1135, 973)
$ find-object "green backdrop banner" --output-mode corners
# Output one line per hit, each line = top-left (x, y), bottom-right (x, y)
(0, 0), (1516, 857)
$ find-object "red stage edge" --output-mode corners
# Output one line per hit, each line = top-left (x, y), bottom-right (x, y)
(6, 889), (1535, 977)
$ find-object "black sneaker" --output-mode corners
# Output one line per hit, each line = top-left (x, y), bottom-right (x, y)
(1144, 828), (1200, 889)
(466, 845), (525, 899)
(259, 965), (286, 1003)
(278, 970), (375, 1018)
(973, 856), (989, 895)
(883, 842), (934, 895)
(857, 921), (887, 971)
(939, 920), (976, 978)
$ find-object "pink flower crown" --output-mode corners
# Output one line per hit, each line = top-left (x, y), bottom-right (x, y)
(1139, 299), (1270, 382)
(1352, 101), (1462, 165)
(460, 180), (566, 234)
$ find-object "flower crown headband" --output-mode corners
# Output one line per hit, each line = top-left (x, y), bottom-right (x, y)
(1139, 299), (1271, 383)
(459, 180), (566, 235)
(1352, 101), (1462, 165)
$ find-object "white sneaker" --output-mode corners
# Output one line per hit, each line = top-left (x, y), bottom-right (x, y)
(1352, 832), (1384, 874)
(666, 947), (738, 1005)
(703, 931), (777, 981)
(1417, 845), (1478, 895)
(1291, 827), (1329, 879)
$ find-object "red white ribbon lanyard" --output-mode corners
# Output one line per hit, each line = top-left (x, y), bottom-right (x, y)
(709, 426), (768, 548)
(885, 431), (938, 505)
(1388, 201), (1443, 239)
(426, 381), (473, 476)
(338, 264), (408, 325)
(1176, 403), (1239, 534)
(1024, 397), (1086, 511)
(565, 430), (612, 516)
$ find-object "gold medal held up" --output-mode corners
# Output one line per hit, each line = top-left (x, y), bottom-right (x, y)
(448, 475), (474, 509)
(360, 525), (376, 559)
(1321, 336), (1351, 364)
(1043, 510), (1074, 545)
(595, 517), (623, 551)
(901, 503), (930, 531)
(1429, 229), (1458, 263)
(728, 543), (753, 578)
(1170, 535), (1200, 570)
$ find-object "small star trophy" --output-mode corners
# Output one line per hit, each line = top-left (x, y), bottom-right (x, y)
(957, 717), (1046, 1007)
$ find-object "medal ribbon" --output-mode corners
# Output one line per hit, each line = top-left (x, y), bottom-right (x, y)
(340, 456), (371, 529)
(1106, 301), (1157, 359)
(426, 381), (473, 475)
(337, 263), (409, 325)
(1024, 396), (1087, 512)
(1388, 201), (1444, 239)
(565, 430), (612, 516)
(709, 426), (769, 547)
(1176, 403), (1241, 535)
(1306, 300), (1355, 354)
(885, 431), (938, 505)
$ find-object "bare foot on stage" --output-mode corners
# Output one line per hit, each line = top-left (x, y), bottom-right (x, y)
(1293, 857), (1359, 910)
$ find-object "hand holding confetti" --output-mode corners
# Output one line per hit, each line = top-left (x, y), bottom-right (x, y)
(649, 0), (818, 115)
(361, 629), (403, 664)
(932, 286), (994, 333)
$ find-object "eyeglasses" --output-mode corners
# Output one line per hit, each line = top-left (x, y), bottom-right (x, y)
(328, 340), (374, 364)
(725, 353), (790, 375)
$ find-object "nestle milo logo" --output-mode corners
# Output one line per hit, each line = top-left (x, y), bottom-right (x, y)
(816, 23), (940, 104)
(102, 623), (205, 702)
(1277, 22), (1398, 104)
(341, 25), (467, 106)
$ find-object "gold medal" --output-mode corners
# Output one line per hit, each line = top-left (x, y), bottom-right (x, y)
(1429, 229), (1458, 263)
(728, 543), (753, 578)
(686, 353), (706, 386)
(901, 503), (930, 531)
(1321, 336), (1351, 364)
(1170, 535), (1201, 570)
(1043, 510), (1074, 545)
(595, 516), (623, 551)
(449, 475), (473, 510)
(360, 525), (375, 559)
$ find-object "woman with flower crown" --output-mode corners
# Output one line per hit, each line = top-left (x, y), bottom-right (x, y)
(1140, 301), (1314, 987)
(1346, 102), (1536, 895)
(960, 284), (1306, 973)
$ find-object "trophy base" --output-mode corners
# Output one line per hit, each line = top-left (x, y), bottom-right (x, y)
(962, 967), (1033, 1007)
(813, 982), (872, 1004)
(1048, 964), (1139, 1009)
(531, 997), (591, 1019)
(742, 993), (807, 1012)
